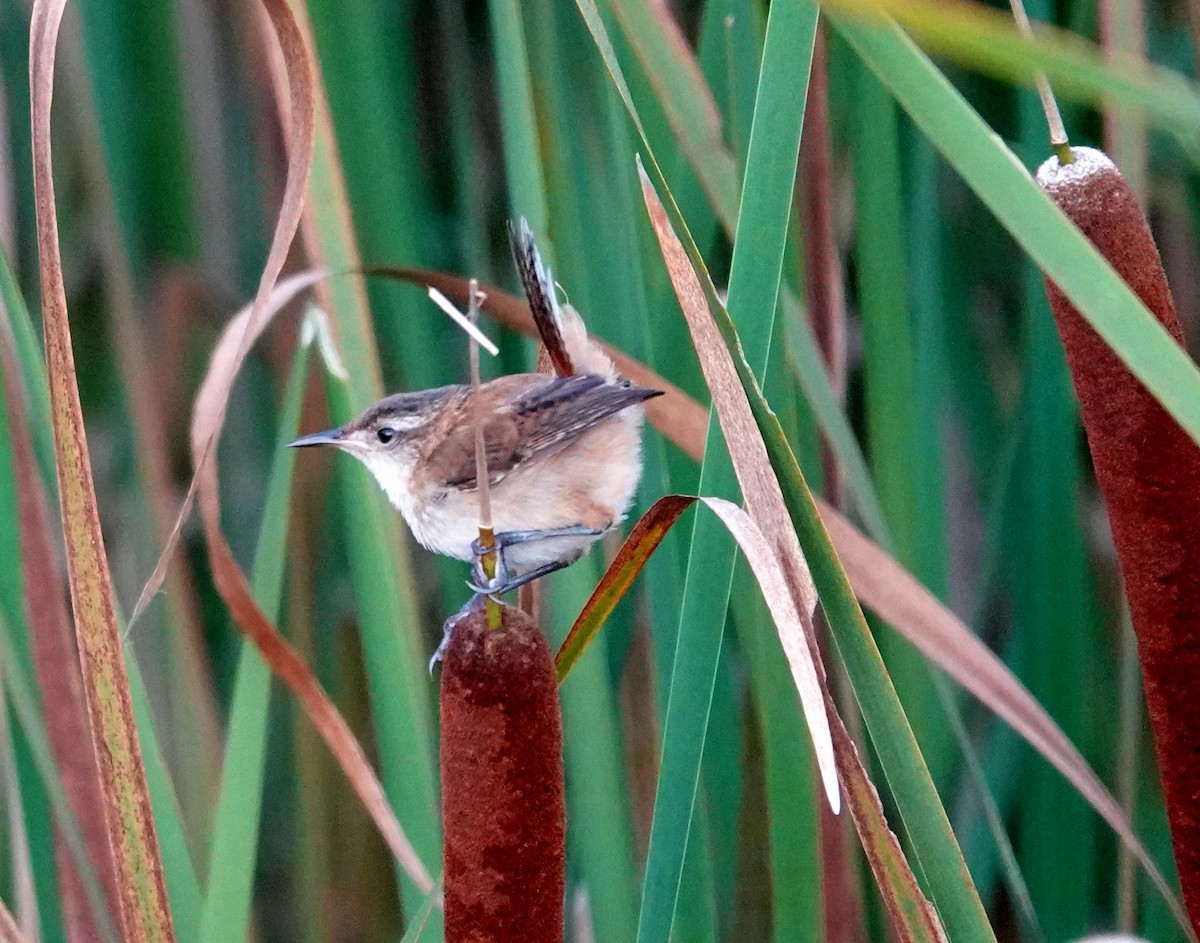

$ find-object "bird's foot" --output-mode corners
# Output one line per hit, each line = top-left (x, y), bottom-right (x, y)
(465, 559), (572, 597)
(464, 525), (605, 598)
(430, 594), (487, 673)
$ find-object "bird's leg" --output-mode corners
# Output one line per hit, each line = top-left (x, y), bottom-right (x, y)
(469, 545), (510, 597)
(467, 558), (575, 596)
(468, 525), (605, 595)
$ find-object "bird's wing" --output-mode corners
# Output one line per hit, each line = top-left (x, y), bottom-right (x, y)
(424, 415), (522, 489)
(431, 373), (660, 489)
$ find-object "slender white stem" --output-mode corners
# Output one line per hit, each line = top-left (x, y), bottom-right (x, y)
(428, 285), (499, 355)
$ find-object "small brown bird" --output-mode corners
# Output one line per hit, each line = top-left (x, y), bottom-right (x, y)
(290, 221), (661, 596)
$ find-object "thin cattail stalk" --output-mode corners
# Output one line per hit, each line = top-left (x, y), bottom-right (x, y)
(468, 280), (502, 630)
(1098, 0), (1148, 201)
(1008, 0), (1073, 163)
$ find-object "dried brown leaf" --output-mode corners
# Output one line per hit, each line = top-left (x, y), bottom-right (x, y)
(190, 270), (433, 895)
(831, 706), (948, 943)
(30, 0), (173, 936)
(638, 166), (839, 813)
(128, 0), (316, 629)
(0, 899), (30, 943)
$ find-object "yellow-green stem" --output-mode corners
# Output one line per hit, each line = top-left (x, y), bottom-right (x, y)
(477, 526), (502, 629)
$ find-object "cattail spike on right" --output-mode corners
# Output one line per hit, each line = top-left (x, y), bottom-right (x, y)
(1038, 145), (1200, 934)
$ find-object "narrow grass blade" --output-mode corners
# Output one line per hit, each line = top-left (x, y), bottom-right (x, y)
(850, 57), (955, 788)
(830, 16), (1200, 450)
(606, 0), (739, 228)
(639, 158), (836, 783)
(637, 162), (996, 943)
(556, 495), (695, 682)
(30, 0), (173, 935)
(306, 0), (442, 389)
(125, 658), (202, 943)
(261, 9), (443, 919)
(630, 3), (821, 936)
(731, 580), (822, 943)
(559, 492), (832, 808)
(197, 328), (313, 943)
(488, 0), (549, 232)
(819, 0), (1200, 156)
(1014, 66), (1097, 939)
(779, 303), (890, 544)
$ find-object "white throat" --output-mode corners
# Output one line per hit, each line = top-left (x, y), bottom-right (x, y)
(356, 451), (418, 523)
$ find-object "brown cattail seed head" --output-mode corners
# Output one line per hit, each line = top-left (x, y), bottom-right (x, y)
(440, 605), (566, 942)
(1038, 146), (1200, 931)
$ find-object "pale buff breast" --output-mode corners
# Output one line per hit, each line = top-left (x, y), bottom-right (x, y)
(405, 402), (646, 572)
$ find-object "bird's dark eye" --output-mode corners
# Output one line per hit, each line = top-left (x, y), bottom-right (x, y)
(376, 427), (396, 444)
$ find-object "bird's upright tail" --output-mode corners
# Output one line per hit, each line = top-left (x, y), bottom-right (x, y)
(508, 219), (619, 382)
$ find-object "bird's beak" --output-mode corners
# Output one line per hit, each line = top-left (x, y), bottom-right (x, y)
(288, 428), (343, 449)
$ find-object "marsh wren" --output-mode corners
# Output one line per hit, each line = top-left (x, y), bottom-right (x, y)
(290, 221), (661, 597)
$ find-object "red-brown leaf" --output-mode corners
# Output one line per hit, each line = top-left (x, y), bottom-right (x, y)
(190, 270), (432, 893)
(30, 0), (173, 936)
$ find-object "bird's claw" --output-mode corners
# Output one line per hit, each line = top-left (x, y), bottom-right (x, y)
(431, 594), (491, 673)
(428, 633), (450, 674)
(465, 577), (509, 598)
